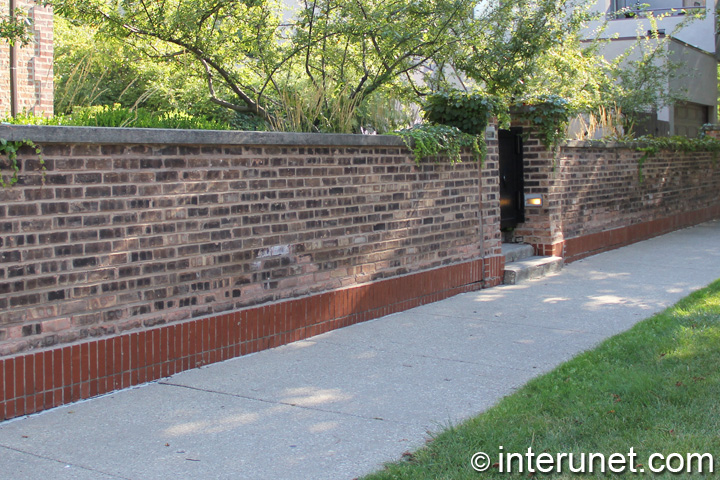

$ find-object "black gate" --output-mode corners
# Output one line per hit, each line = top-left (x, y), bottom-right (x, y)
(498, 128), (525, 230)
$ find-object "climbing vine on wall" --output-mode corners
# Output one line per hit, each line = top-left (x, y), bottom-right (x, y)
(423, 91), (497, 136)
(0, 138), (44, 187)
(419, 91), (574, 168)
(416, 91), (499, 166)
(392, 124), (482, 165)
(512, 94), (571, 152)
(635, 135), (720, 182)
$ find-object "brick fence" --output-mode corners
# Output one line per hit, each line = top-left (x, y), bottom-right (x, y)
(512, 127), (720, 261)
(2, 123), (720, 421)
(0, 125), (503, 420)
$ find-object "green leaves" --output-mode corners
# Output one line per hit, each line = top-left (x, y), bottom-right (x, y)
(424, 91), (497, 136)
(48, 0), (680, 139)
(49, 0), (284, 118)
(634, 135), (720, 183)
(606, 9), (700, 123)
(0, 8), (34, 47)
(50, 0), (476, 130)
(392, 123), (483, 166)
(6, 104), (232, 130)
(455, 0), (593, 98)
(399, 91), (571, 171)
(513, 94), (572, 161)
(0, 139), (44, 188)
(287, 0), (473, 129)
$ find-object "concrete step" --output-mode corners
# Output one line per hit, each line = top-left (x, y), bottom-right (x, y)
(503, 256), (564, 285)
(502, 243), (535, 264)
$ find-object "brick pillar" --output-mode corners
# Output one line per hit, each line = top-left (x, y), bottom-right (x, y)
(509, 120), (565, 257)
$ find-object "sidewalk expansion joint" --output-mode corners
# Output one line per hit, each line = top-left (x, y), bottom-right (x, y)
(0, 444), (132, 480)
(157, 381), (413, 426)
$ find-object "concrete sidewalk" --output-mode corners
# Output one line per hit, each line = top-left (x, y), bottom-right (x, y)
(1, 221), (719, 480)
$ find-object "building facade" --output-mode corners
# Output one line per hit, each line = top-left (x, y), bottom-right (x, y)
(586, 0), (718, 136)
(0, 0), (53, 118)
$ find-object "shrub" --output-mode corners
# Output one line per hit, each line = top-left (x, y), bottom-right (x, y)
(4, 105), (232, 130)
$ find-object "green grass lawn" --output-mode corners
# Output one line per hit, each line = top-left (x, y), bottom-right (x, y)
(363, 280), (720, 479)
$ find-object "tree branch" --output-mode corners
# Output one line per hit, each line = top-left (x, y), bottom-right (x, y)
(120, 22), (272, 119)
(201, 58), (251, 112)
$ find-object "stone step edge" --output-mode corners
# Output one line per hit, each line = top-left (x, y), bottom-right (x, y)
(501, 244), (535, 264)
(503, 256), (564, 285)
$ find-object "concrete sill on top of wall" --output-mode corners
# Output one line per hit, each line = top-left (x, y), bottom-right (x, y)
(563, 139), (649, 149)
(564, 124), (720, 149)
(0, 124), (407, 147)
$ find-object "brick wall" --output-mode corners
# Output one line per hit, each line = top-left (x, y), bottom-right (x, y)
(6, 122), (717, 421)
(512, 129), (720, 261)
(0, 126), (503, 420)
(703, 125), (720, 140)
(0, 0), (53, 117)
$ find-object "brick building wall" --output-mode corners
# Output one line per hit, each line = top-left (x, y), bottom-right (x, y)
(0, 0), (53, 117)
(512, 130), (720, 261)
(0, 126), (503, 420)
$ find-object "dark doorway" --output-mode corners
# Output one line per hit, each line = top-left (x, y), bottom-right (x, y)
(498, 128), (525, 230)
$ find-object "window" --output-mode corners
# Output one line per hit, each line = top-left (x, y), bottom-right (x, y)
(611, 0), (705, 18)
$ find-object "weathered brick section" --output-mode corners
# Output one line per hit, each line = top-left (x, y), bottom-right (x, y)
(558, 146), (713, 238)
(0, 133), (498, 355)
(512, 128), (720, 260)
(0, 0), (54, 117)
(481, 125), (503, 261)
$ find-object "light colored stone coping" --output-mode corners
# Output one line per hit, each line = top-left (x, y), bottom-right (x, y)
(563, 139), (646, 149)
(0, 124), (407, 147)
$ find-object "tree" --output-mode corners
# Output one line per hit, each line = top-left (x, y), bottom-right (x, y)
(47, 0), (478, 132)
(451, 0), (596, 100)
(293, 0), (471, 103)
(520, 29), (615, 113)
(445, 0), (703, 137)
(53, 16), (221, 119)
(49, 0), (695, 135)
(270, 0), (474, 131)
(598, 8), (703, 132)
(48, 0), (286, 120)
